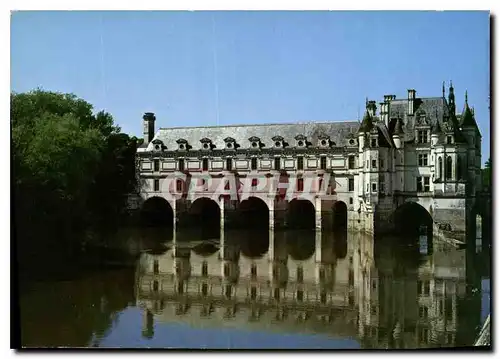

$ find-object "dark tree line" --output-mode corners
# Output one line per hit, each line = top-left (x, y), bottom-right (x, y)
(12, 89), (142, 275)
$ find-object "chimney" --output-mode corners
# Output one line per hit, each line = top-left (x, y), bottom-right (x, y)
(367, 100), (377, 117)
(381, 94), (395, 127)
(143, 112), (156, 144)
(407, 89), (416, 116)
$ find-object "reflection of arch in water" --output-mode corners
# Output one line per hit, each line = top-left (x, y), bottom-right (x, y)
(332, 201), (348, 232)
(287, 199), (315, 230)
(189, 197), (220, 231)
(192, 242), (219, 257)
(140, 196), (174, 227)
(286, 230), (316, 261)
(240, 230), (269, 259)
(237, 197), (269, 229)
(333, 230), (348, 260)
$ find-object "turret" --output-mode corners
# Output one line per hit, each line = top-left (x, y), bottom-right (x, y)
(392, 118), (404, 149)
(431, 119), (441, 146)
(358, 104), (374, 151)
(448, 81), (456, 115)
(143, 112), (156, 145)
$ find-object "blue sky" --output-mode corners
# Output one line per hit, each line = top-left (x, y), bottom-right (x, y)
(11, 11), (490, 161)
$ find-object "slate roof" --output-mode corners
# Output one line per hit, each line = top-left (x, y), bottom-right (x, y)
(145, 121), (360, 152)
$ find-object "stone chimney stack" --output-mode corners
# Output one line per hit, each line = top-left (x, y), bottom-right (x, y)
(407, 89), (416, 116)
(143, 112), (156, 145)
(381, 94), (395, 127)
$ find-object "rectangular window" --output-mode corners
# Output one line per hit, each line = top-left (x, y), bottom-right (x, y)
(251, 157), (258, 170)
(419, 306), (429, 319)
(348, 178), (355, 191)
(372, 159), (377, 168)
(371, 138), (377, 147)
(418, 154), (429, 166)
(379, 158), (384, 169)
(296, 290), (304, 302)
(251, 178), (258, 188)
(418, 130), (429, 144)
(202, 158), (209, 171)
(225, 285), (232, 299)
(226, 158), (232, 171)
(423, 281), (430, 295)
(417, 177), (430, 192)
(320, 291), (327, 304)
(274, 288), (280, 300)
(297, 178), (304, 192)
(250, 286), (257, 300)
(320, 156), (327, 170)
(177, 282), (184, 294)
(297, 267), (304, 283)
(176, 179), (183, 192)
(178, 159), (185, 171)
(274, 157), (281, 170)
(250, 264), (257, 279)
(202, 261), (208, 277)
(153, 260), (159, 274)
(154, 179), (160, 192)
(372, 183), (377, 192)
(153, 280), (159, 292)
(447, 135), (453, 144)
(201, 283), (208, 296)
(349, 197), (353, 204)
(224, 263), (230, 276)
(379, 181), (385, 193)
(154, 159), (160, 172)
(297, 156), (304, 170)
(348, 156), (355, 169)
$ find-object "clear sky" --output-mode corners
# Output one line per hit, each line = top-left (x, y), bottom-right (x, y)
(11, 11), (490, 161)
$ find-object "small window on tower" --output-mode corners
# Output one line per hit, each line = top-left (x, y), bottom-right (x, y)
(202, 158), (209, 171)
(274, 157), (281, 170)
(226, 158), (233, 171)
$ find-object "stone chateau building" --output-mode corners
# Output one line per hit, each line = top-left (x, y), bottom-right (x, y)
(135, 83), (484, 242)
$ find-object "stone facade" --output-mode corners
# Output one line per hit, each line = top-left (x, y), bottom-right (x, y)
(135, 84), (484, 241)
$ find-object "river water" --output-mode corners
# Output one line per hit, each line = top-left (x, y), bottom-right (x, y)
(18, 228), (490, 349)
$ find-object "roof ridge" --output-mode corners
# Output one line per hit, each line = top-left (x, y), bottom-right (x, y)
(159, 120), (359, 130)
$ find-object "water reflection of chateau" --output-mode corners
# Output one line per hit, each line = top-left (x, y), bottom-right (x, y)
(135, 231), (480, 349)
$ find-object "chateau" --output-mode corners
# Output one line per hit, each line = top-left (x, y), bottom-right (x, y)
(135, 83), (485, 243)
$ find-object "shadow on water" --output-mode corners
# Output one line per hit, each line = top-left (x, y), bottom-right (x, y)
(17, 226), (490, 349)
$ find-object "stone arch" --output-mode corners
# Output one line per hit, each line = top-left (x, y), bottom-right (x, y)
(287, 198), (315, 230)
(332, 201), (348, 233)
(240, 230), (269, 259)
(140, 196), (174, 227)
(189, 197), (220, 233)
(393, 201), (433, 249)
(237, 197), (269, 229)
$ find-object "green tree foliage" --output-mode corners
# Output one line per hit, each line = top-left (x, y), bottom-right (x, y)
(12, 89), (138, 271)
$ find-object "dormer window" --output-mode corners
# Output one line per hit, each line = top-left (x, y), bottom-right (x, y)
(151, 139), (164, 152)
(294, 134), (307, 148)
(248, 136), (261, 150)
(272, 135), (285, 149)
(318, 134), (330, 148)
(224, 137), (237, 150)
(446, 135), (453, 144)
(176, 138), (189, 151)
(371, 138), (378, 147)
(200, 137), (213, 150)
